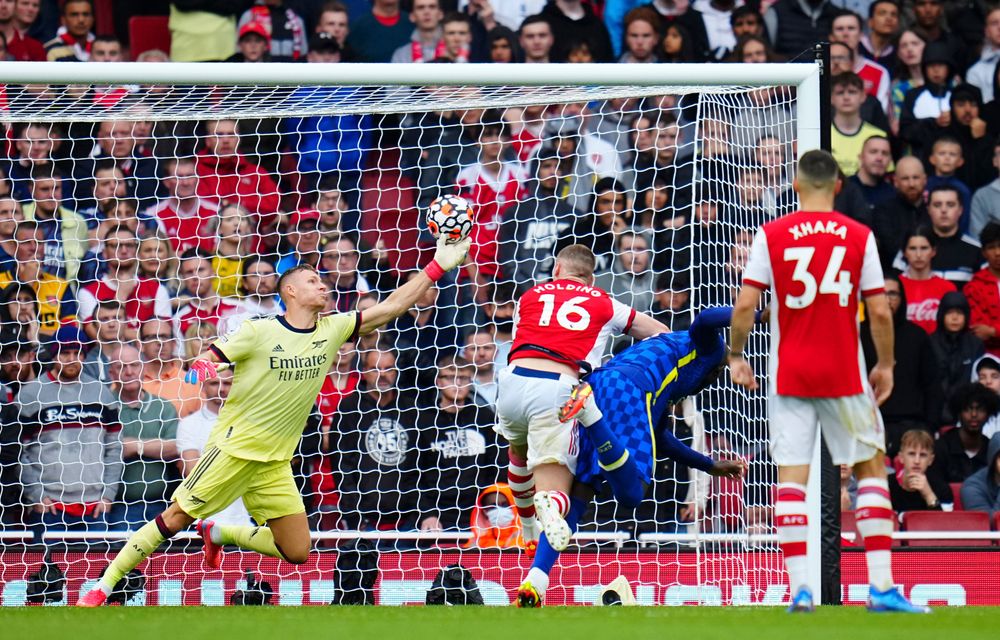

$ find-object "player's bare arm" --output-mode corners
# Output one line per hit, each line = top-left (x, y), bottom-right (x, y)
(358, 237), (471, 336)
(728, 283), (763, 391)
(863, 291), (895, 405)
(627, 311), (670, 339)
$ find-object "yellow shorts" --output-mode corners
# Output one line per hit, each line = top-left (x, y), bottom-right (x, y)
(171, 445), (305, 525)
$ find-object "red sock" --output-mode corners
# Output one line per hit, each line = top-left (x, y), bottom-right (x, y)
(507, 454), (535, 520)
(775, 483), (809, 593)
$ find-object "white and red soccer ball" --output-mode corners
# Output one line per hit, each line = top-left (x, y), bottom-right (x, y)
(425, 194), (474, 244)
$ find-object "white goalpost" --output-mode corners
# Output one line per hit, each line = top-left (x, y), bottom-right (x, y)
(0, 61), (821, 606)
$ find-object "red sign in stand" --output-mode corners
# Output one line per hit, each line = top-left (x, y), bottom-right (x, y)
(1, 550), (996, 606)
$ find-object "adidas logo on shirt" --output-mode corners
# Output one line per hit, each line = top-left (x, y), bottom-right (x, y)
(272, 345), (284, 352)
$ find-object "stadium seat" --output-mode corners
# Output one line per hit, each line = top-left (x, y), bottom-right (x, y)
(95, 0), (114, 38)
(840, 510), (859, 547)
(950, 483), (963, 510)
(901, 510), (993, 547)
(129, 15), (171, 60)
(995, 512), (1000, 533)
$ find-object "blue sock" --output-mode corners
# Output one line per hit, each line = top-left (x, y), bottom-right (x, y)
(531, 496), (587, 574)
(582, 417), (645, 507)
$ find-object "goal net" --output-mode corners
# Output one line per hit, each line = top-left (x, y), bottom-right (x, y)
(0, 62), (819, 606)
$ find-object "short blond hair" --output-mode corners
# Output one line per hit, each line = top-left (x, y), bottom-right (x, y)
(900, 429), (934, 452)
(555, 244), (596, 279)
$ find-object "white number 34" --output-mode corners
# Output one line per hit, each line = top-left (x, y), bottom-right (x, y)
(783, 246), (852, 308)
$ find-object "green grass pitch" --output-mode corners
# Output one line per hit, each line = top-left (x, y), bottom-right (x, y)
(2, 606), (999, 640)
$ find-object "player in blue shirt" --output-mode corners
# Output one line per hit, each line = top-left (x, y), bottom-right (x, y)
(516, 306), (746, 607)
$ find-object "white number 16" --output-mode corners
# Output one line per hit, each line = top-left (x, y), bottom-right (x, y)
(538, 294), (592, 331)
(783, 246), (852, 309)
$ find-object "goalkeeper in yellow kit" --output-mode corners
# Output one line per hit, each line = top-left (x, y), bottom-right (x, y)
(78, 237), (471, 607)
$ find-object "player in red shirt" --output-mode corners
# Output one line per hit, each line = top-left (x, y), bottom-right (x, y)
(898, 227), (956, 334)
(495, 244), (666, 553)
(729, 150), (928, 614)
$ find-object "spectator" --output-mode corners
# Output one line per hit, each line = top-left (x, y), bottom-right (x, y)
(899, 42), (955, 156)
(316, 339), (360, 453)
(911, 185), (982, 289)
(320, 233), (370, 313)
(456, 112), (528, 286)
(175, 367), (250, 526)
(330, 347), (435, 534)
(545, 105), (623, 212)
(831, 10), (890, 114)
(651, 271), (691, 331)
(910, 0), (966, 70)
(487, 25), (520, 62)
(730, 5), (764, 40)
(23, 165), (87, 282)
(595, 231), (655, 314)
(933, 382), (996, 482)
(195, 119), (281, 234)
(0, 197), (22, 272)
(0, 321), (36, 395)
(541, 0), (613, 63)
(86, 120), (160, 210)
(416, 354), (502, 530)
(0, 221), (76, 339)
(462, 483), (525, 549)
(966, 222), (1000, 355)
(518, 13), (554, 63)
(315, 0), (351, 53)
(618, 6), (660, 63)
(0, 0), (44, 60)
(237, 255), (281, 317)
(463, 328), (498, 408)
(440, 12), (473, 62)
(629, 109), (684, 199)
(498, 147), (574, 291)
(970, 137), (1000, 237)
(925, 136), (972, 225)
(890, 30), (925, 129)
(481, 279), (516, 369)
(967, 8), (1000, 104)
(872, 156), (927, 272)
(80, 300), (125, 384)
(107, 343), (179, 531)
(18, 325), (122, 533)
(960, 432), (1000, 518)
(731, 33), (776, 63)
(238, 0), (308, 61)
(139, 318), (201, 419)
(313, 177), (354, 240)
(390, 0), (443, 63)
(136, 234), (177, 291)
(209, 203), (255, 298)
(78, 225), (172, 341)
(392, 269), (456, 386)
(689, 0), (739, 61)
(7, 122), (61, 204)
(658, 21), (699, 62)
(889, 428), (953, 512)
(861, 275), (942, 453)
(555, 177), (630, 275)
(929, 291), (984, 425)
(763, 0), (837, 58)
(898, 227), (957, 334)
(78, 162), (126, 229)
(43, 0), (92, 62)
(226, 20), (272, 63)
(460, 0), (543, 32)
(0, 283), (39, 349)
(973, 355), (1000, 438)
(831, 72), (889, 176)
(148, 157), (218, 254)
(345, 0), (412, 62)
(850, 135), (894, 208)
(860, 0), (898, 70)
(173, 247), (242, 342)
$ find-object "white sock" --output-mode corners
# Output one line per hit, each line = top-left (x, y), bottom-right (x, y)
(526, 567), (550, 595)
(577, 391), (603, 427)
(209, 522), (223, 545)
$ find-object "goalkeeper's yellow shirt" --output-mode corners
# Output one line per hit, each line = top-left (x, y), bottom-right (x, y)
(208, 312), (360, 462)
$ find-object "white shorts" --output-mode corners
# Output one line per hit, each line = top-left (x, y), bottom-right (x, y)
(769, 391), (886, 466)
(494, 365), (579, 473)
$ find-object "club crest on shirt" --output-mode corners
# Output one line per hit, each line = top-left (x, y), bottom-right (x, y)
(312, 340), (327, 349)
(364, 418), (410, 467)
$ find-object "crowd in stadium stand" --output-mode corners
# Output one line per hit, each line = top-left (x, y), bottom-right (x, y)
(0, 0), (999, 547)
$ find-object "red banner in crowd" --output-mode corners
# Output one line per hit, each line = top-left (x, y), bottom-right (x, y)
(1, 550), (996, 606)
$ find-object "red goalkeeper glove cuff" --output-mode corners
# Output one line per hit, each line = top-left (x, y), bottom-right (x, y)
(423, 260), (447, 282)
(185, 359), (219, 384)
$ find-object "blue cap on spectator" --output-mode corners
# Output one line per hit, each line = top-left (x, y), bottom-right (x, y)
(51, 326), (87, 354)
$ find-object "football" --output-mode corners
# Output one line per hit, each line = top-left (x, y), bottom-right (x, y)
(425, 194), (474, 244)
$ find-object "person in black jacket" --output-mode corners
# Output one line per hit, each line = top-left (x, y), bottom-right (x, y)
(872, 156), (928, 273)
(899, 41), (956, 160)
(540, 0), (614, 62)
(415, 355), (504, 531)
(553, 177), (630, 275)
(330, 346), (436, 538)
(928, 291), (985, 425)
(889, 428), (953, 513)
(861, 274), (942, 456)
(932, 382), (997, 483)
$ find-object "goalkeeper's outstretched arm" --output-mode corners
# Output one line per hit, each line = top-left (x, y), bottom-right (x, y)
(358, 237), (470, 336)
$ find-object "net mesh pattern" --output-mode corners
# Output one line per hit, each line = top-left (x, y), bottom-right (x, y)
(0, 80), (800, 606)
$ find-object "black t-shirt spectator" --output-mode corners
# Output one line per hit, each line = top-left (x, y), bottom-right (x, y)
(540, 2), (614, 62)
(933, 427), (990, 483)
(889, 468), (953, 512)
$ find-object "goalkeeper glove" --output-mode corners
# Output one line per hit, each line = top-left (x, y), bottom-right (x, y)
(424, 236), (472, 282)
(185, 359), (220, 384)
